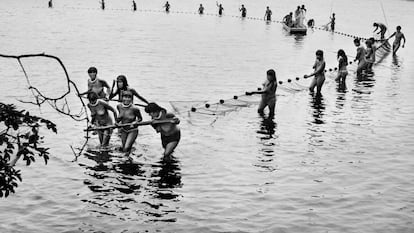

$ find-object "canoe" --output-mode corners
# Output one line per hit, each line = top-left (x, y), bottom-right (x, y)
(283, 23), (307, 35)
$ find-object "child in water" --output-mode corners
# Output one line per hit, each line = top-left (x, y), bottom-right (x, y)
(145, 103), (180, 161)
(246, 69), (277, 118)
(87, 92), (117, 148)
(116, 91), (142, 153)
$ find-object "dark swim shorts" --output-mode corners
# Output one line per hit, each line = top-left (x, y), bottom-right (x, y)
(161, 130), (181, 148)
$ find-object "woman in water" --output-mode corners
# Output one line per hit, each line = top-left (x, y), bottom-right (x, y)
(304, 50), (326, 96)
(246, 69), (277, 118)
(353, 38), (367, 77)
(87, 92), (117, 148)
(365, 39), (376, 73)
(335, 49), (348, 85)
(109, 75), (149, 105)
(145, 103), (180, 161)
(81, 67), (111, 99)
(264, 6), (272, 21)
(216, 2), (224, 16)
(116, 91), (143, 153)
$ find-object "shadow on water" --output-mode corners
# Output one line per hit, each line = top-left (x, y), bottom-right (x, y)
(78, 148), (182, 221)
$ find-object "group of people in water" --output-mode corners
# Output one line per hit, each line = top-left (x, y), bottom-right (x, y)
(283, 5), (307, 28)
(80, 67), (180, 160)
(246, 24), (406, 118)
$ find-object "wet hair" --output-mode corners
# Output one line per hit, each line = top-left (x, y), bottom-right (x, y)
(369, 37), (375, 43)
(337, 49), (348, 65)
(145, 102), (165, 113)
(266, 69), (277, 82)
(397, 26), (401, 30)
(316, 50), (324, 58)
(87, 67), (97, 73)
(87, 92), (98, 102)
(116, 75), (129, 90)
(354, 38), (360, 44)
(365, 39), (373, 47)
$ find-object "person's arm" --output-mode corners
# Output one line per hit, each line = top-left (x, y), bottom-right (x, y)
(305, 61), (325, 78)
(386, 32), (396, 41)
(100, 80), (111, 97)
(130, 88), (149, 104)
(247, 82), (274, 95)
(402, 34), (406, 47)
(103, 101), (117, 122)
(108, 80), (117, 100)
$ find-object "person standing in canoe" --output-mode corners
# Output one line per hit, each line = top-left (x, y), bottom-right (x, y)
(116, 91), (143, 153)
(87, 92), (117, 148)
(80, 67), (111, 100)
(145, 103), (180, 161)
(264, 6), (272, 21)
(109, 75), (149, 105)
(246, 69), (277, 118)
(304, 50), (326, 96)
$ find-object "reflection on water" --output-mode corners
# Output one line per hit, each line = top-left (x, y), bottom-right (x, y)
(255, 116), (278, 172)
(309, 94), (325, 124)
(79, 148), (182, 221)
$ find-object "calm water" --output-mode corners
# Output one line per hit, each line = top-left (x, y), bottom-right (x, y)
(1, 0), (414, 232)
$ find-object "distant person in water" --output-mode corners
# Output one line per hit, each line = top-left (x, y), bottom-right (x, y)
(365, 39), (376, 73)
(283, 12), (293, 27)
(387, 26), (406, 55)
(164, 1), (170, 12)
(373, 22), (387, 40)
(87, 92), (117, 148)
(307, 19), (315, 28)
(48, 0), (53, 8)
(109, 75), (149, 105)
(116, 91), (142, 153)
(304, 50), (326, 96)
(80, 67), (111, 99)
(132, 0), (137, 11)
(198, 4), (204, 14)
(216, 2), (224, 16)
(353, 38), (367, 77)
(330, 13), (336, 31)
(335, 49), (348, 85)
(264, 6), (272, 21)
(101, 0), (105, 10)
(145, 103), (181, 161)
(246, 69), (278, 118)
(240, 4), (247, 18)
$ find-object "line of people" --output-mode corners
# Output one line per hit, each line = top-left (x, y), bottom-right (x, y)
(245, 24), (407, 118)
(79, 67), (180, 161)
